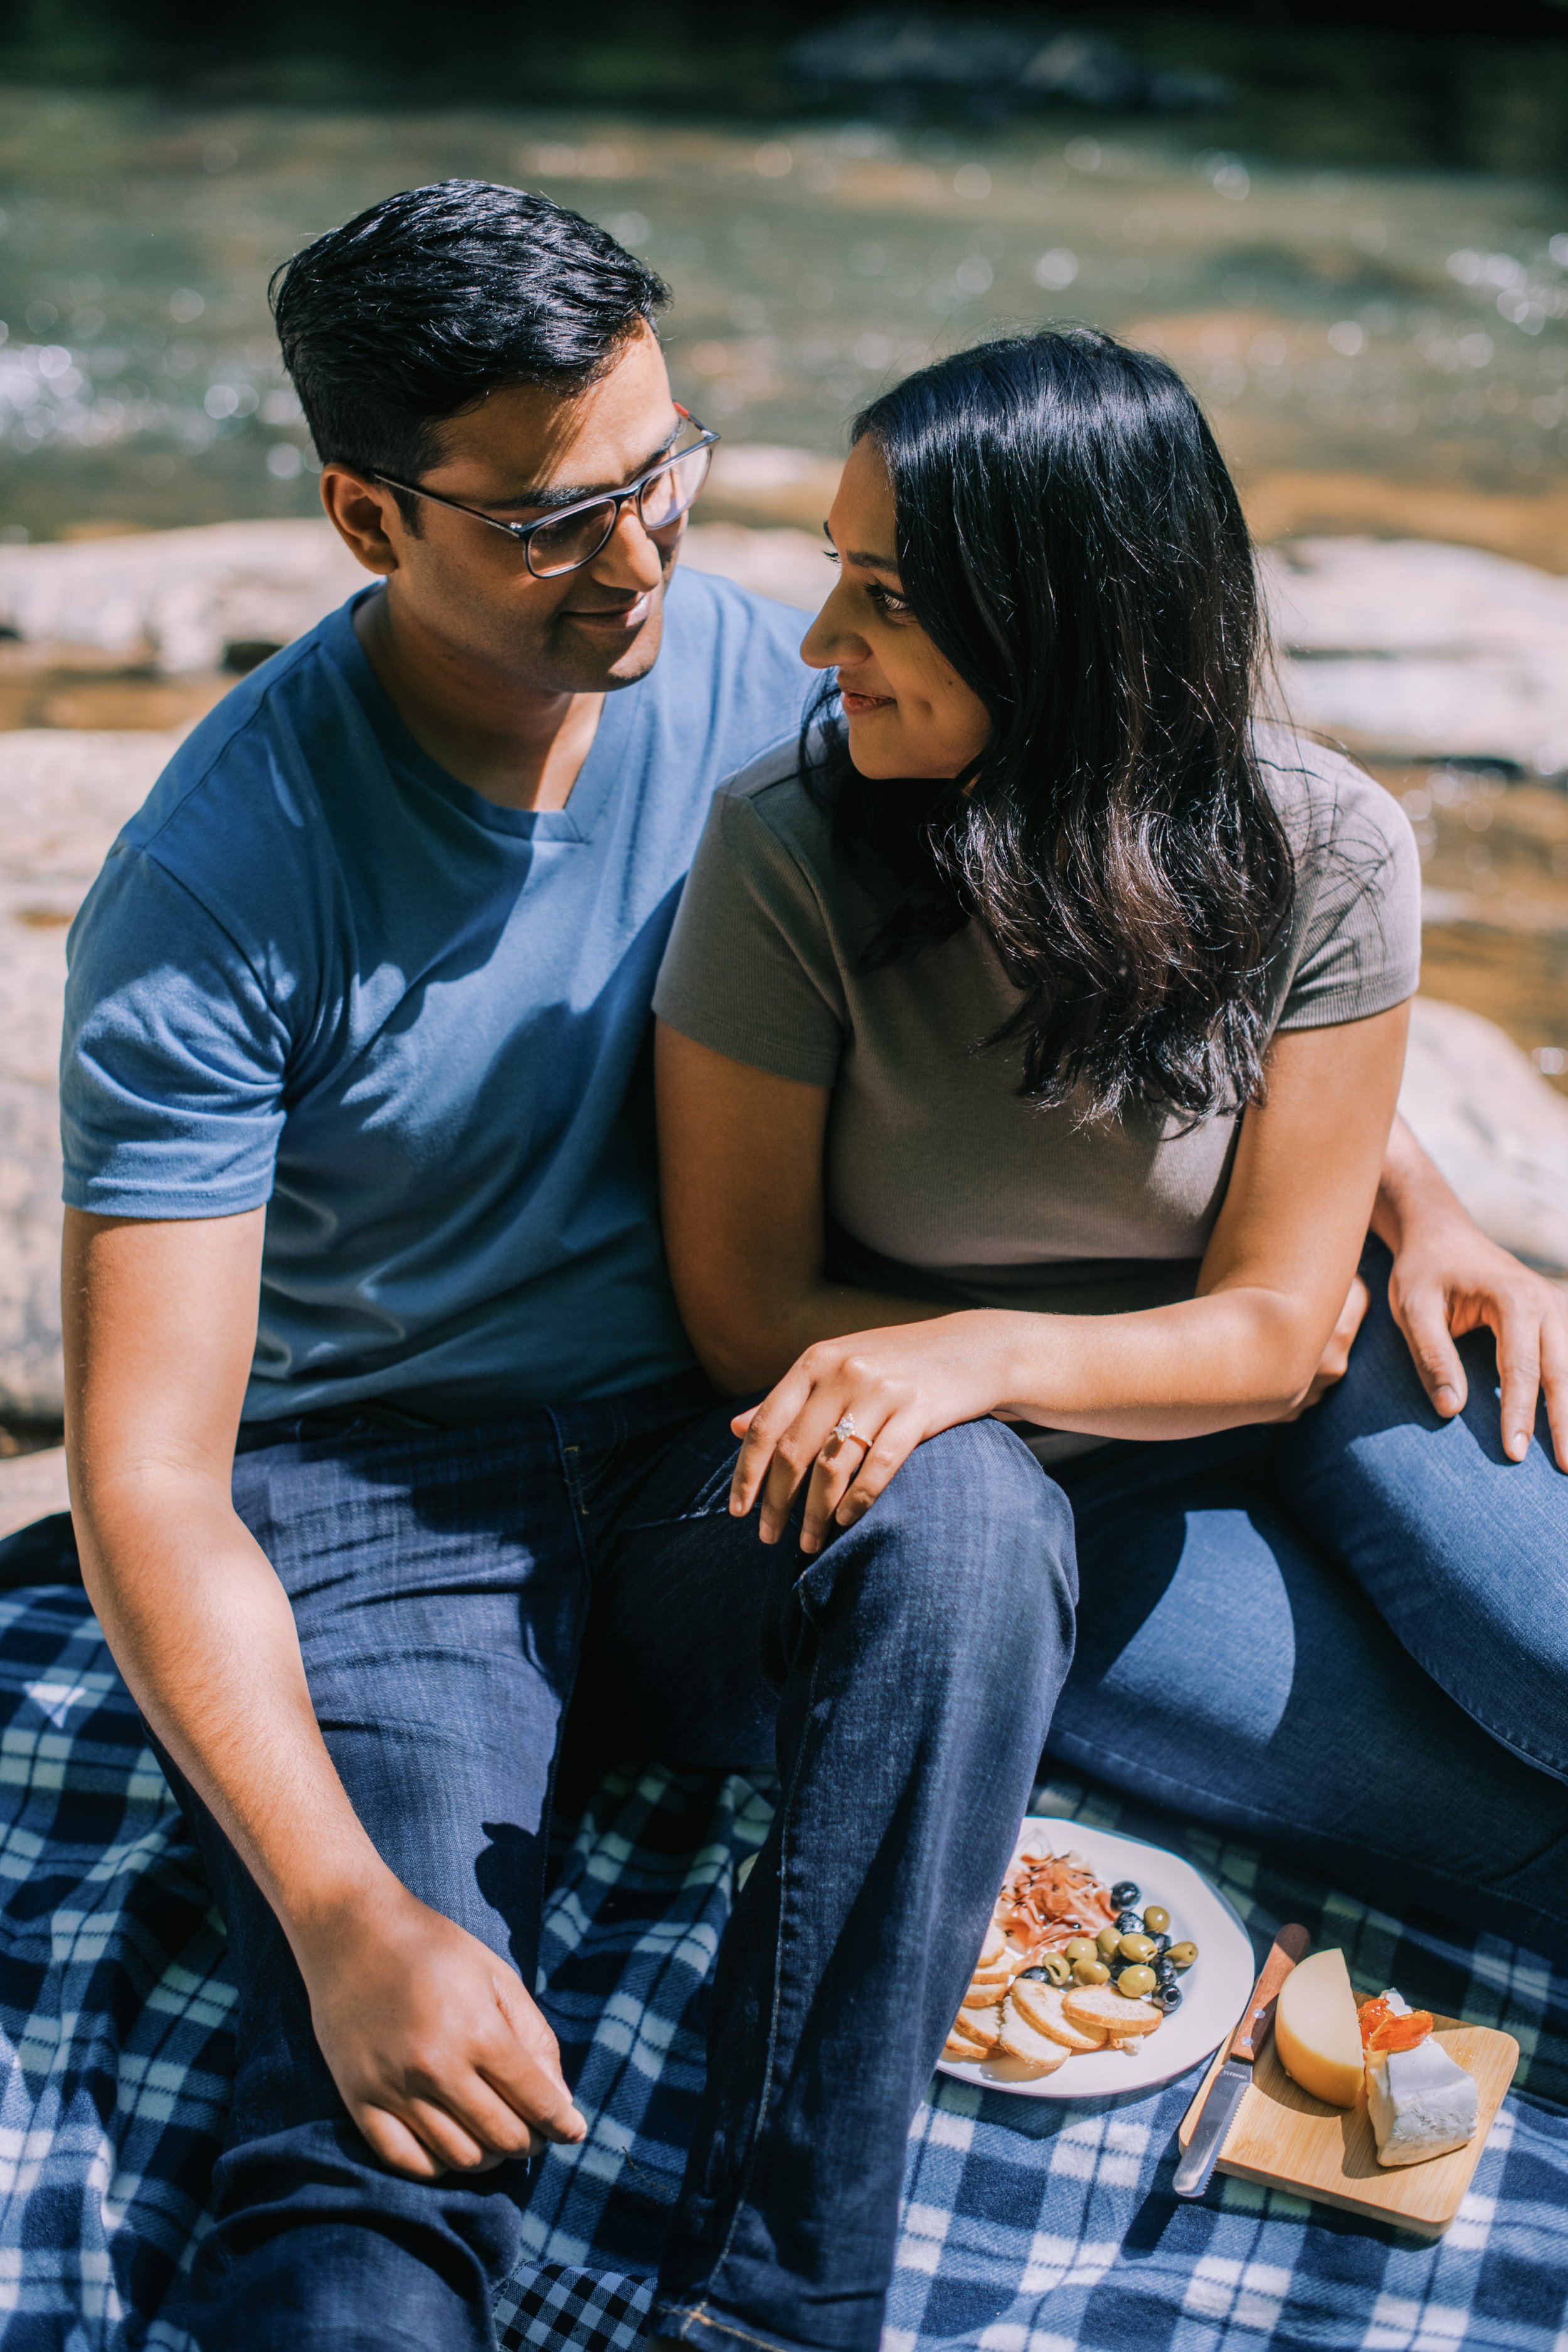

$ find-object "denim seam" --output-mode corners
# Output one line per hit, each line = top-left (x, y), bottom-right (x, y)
(1051, 1730), (1568, 1926)
(1345, 1625), (1568, 1786)
(664, 2301), (811, 2352)
(708, 1586), (825, 2282)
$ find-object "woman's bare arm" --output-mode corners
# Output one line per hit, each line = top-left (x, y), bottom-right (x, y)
(63, 1207), (584, 2176)
(657, 1005), (1409, 1549)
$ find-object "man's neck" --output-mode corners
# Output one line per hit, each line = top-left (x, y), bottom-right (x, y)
(354, 589), (603, 814)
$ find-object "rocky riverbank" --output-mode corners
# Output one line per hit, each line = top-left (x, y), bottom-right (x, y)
(3, 506), (1567, 1434)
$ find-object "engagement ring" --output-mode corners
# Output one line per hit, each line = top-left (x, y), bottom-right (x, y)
(833, 1414), (857, 1441)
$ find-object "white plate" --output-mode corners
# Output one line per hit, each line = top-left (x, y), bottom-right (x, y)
(935, 1814), (1255, 2101)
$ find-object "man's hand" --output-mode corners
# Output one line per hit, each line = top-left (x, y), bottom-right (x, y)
(1300, 1112), (1568, 1468)
(1385, 1216), (1567, 1468)
(300, 1883), (586, 2180)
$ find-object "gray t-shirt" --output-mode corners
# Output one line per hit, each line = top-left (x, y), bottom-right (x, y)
(654, 723), (1419, 1449)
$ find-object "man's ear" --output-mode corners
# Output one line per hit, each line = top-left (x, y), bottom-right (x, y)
(319, 465), (405, 578)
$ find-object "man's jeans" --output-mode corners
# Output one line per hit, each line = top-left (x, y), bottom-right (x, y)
(162, 1242), (1567, 2352)
(161, 1380), (1073, 2352)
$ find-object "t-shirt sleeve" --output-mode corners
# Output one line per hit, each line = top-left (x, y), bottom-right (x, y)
(653, 783), (847, 1086)
(61, 846), (290, 1218)
(1274, 761), (1422, 1030)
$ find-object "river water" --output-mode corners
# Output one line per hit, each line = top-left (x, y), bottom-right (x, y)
(2, 85), (1567, 537)
(2, 82), (1566, 1084)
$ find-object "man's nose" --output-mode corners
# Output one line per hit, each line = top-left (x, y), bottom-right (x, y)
(590, 503), (669, 594)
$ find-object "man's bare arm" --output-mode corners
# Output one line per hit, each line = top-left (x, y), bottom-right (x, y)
(63, 1208), (586, 2175)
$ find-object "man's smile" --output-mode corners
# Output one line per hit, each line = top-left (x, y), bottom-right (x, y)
(562, 590), (654, 632)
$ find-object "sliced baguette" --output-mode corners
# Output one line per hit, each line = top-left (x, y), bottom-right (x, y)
(962, 1976), (1009, 2009)
(1010, 1976), (1108, 2052)
(943, 2024), (988, 2062)
(1061, 1985), (1163, 2039)
(955, 2002), (1002, 2053)
(996, 1996), (1071, 2077)
(977, 1922), (1007, 1970)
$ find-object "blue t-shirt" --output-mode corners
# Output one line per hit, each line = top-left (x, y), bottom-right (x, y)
(61, 568), (810, 1422)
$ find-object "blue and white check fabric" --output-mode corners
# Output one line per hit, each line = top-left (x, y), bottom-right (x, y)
(1, 1582), (1564, 2352)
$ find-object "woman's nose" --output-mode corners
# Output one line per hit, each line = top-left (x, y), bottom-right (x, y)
(800, 581), (866, 672)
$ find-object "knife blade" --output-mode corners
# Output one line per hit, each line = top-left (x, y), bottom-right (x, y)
(1172, 1922), (1311, 2200)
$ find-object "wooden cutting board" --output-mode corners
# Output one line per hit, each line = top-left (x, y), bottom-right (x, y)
(1177, 2015), (1518, 2236)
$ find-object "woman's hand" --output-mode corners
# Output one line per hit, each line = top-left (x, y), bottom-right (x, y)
(729, 1315), (1006, 1553)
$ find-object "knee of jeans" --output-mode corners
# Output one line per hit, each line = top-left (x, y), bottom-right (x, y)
(842, 1416), (1076, 1648)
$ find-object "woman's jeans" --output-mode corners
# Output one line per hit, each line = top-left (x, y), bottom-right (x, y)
(159, 1242), (1566, 2352)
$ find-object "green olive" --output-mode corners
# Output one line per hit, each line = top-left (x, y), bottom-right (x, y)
(1096, 1925), (1123, 1961)
(1064, 1936), (1098, 1963)
(1041, 1951), (1073, 1986)
(1071, 1956), (1111, 1985)
(1142, 1905), (1171, 1936)
(1118, 1932), (1157, 1964)
(1167, 1940), (1199, 1971)
(1117, 1964), (1157, 1998)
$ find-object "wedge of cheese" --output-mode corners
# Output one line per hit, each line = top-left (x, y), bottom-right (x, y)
(1367, 2036), (1478, 2164)
(1274, 1947), (1363, 2108)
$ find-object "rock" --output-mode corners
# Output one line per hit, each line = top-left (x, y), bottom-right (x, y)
(704, 445), (841, 531)
(1397, 998), (1568, 1280)
(0, 1446), (70, 1542)
(1264, 538), (1568, 778)
(0, 519), (363, 676)
(682, 522), (825, 611)
(0, 729), (183, 1419)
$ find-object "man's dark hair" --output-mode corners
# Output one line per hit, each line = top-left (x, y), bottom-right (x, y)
(270, 179), (668, 506)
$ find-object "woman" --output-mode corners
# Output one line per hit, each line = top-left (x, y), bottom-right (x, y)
(654, 329), (1568, 1931)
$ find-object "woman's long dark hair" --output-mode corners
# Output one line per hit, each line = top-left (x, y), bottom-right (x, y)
(808, 327), (1294, 1121)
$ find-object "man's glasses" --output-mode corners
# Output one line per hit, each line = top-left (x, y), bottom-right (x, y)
(373, 407), (718, 580)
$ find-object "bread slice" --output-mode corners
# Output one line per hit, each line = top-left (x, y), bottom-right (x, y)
(943, 2023), (988, 2062)
(1061, 1985), (1163, 2040)
(955, 2002), (1002, 2053)
(962, 1976), (1008, 2009)
(1010, 1976), (1108, 2052)
(977, 1922), (1007, 1970)
(996, 1996), (1071, 2077)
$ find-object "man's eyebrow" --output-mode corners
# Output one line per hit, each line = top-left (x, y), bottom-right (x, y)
(487, 423), (684, 512)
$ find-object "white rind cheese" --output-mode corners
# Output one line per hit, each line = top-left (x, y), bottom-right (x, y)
(1367, 2037), (1479, 2166)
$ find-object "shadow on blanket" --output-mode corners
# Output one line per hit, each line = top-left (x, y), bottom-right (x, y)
(0, 1532), (1564, 2352)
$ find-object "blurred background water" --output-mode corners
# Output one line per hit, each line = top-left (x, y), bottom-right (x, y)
(2, 85), (1567, 538)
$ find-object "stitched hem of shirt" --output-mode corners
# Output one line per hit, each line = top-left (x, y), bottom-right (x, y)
(655, 2297), (836, 2352)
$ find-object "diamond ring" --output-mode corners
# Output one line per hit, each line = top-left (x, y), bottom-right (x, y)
(832, 1414), (857, 1442)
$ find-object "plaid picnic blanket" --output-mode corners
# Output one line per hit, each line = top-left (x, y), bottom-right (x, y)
(1, 1577), (1564, 2352)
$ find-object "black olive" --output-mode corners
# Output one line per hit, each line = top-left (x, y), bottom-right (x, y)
(1151, 1934), (1171, 1961)
(1019, 1966), (1046, 1979)
(1115, 1907), (1143, 1936)
(1152, 1983), (1182, 2011)
(1154, 1958), (1177, 1988)
(1110, 1881), (1140, 1910)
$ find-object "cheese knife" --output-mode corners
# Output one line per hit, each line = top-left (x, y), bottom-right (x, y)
(1172, 1921), (1311, 2200)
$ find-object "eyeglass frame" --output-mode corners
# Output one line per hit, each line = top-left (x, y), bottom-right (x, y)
(369, 405), (719, 578)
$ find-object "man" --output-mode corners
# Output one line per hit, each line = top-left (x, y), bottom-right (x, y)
(58, 178), (1566, 2351)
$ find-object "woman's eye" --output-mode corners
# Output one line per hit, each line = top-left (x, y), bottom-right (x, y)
(867, 582), (912, 617)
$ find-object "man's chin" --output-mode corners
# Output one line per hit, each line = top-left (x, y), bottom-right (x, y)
(554, 593), (665, 692)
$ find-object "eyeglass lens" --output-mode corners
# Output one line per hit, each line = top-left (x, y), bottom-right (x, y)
(526, 442), (712, 577)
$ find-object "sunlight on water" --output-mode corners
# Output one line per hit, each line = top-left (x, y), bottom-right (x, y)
(2, 88), (1567, 538)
